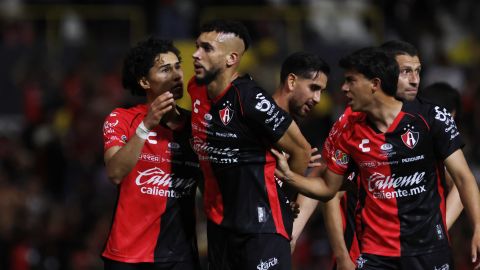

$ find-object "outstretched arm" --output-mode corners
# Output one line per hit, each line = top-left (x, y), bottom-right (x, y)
(271, 148), (343, 201)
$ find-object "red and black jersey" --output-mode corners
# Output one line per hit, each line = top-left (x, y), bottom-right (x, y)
(326, 99), (464, 257)
(323, 106), (361, 265)
(102, 105), (201, 263)
(188, 75), (294, 239)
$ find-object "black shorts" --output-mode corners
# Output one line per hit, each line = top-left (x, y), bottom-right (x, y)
(103, 258), (201, 270)
(355, 249), (453, 270)
(207, 221), (291, 270)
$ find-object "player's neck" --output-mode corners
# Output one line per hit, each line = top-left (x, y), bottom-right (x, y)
(207, 70), (239, 99)
(272, 89), (289, 114)
(367, 97), (402, 133)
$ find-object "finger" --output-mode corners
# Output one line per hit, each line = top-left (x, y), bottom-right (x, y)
(310, 154), (322, 161)
(270, 148), (283, 159)
(310, 147), (318, 154)
(308, 162), (323, 168)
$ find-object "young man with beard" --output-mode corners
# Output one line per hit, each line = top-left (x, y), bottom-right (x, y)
(102, 38), (202, 270)
(291, 41), (464, 270)
(188, 20), (311, 270)
(273, 47), (480, 270)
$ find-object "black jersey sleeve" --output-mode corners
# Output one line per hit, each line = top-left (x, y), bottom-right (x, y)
(429, 104), (464, 160)
(235, 80), (293, 143)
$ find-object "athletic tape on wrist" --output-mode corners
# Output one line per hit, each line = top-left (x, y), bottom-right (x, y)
(136, 121), (150, 140)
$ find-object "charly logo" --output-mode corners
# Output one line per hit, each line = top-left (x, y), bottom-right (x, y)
(256, 257), (278, 270)
(434, 263), (449, 270)
(359, 139), (370, 152)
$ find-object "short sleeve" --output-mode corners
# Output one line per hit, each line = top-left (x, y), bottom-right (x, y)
(242, 86), (293, 143)
(429, 105), (464, 160)
(103, 109), (130, 151)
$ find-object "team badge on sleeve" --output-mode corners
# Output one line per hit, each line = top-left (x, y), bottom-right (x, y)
(333, 149), (349, 166)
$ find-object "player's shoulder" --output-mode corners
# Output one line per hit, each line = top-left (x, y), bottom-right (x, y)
(332, 106), (366, 131)
(106, 105), (145, 121)
(231, 74), (265, 95)
(403, 97), (448, 121)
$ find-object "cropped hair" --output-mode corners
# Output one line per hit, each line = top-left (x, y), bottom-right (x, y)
(339, 47), (399, 96)
(419, 82), (461, 116)
(199, 19), (251, 51)
(380, 40), (418, 58)
(122, 37), (180, 96)
(280, 52), (330, 85)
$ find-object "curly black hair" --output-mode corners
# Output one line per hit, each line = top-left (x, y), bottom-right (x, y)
(199, 20), (251, 51)
(122, 38), (181, 96)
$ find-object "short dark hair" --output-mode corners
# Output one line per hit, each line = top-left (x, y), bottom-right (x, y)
(380, 40), (418, 58)
(122, 37), (180, 96)
(280, 52), (330, 85)
(199, 19), (251, 51)
(419, 82), (461, 116)
(339, 47), (399, 96)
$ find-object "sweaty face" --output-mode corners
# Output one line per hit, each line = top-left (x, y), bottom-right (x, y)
(145, 52), (184, 99)
(289, 71), (328, 118)
(192, 32), (227, 84)
(395, 54), (421, 101)
(341, 70), (373, 112)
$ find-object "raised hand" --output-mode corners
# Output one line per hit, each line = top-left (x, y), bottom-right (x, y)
(143, 92), (175, 130)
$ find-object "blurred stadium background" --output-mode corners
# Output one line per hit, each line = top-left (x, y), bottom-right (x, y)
(0, 0), (479, 269)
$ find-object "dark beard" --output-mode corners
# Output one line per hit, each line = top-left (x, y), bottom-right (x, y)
(195, 68), (220, 85)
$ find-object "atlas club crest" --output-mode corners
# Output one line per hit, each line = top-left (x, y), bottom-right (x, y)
(219, 106), (234, 126)
(401, 129), (419, 149)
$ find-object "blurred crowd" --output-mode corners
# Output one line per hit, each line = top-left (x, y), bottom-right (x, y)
(1, 0), (480, 269)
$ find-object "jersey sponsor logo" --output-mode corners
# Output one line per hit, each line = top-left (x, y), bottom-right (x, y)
(136, 167), (195, 197)
(139, 153), (161, 163)
(167, 142), (180, 150)
(214, 131), (238, 138)
(380, 143), (393, 151)
(333, 149), (349, 166)
(257, 257), (278, 270)
(255, 93), (272, 112)
(103, 119), (119, 135)
(401, 129), (419, 149)
(192, 123), (213, 135)
(204, 113), (212, 121)
(367, 171), (426, 199)
(401, 154), (424, 163)
(191, 137), (239, 164)
(359, 139), (370, 152)
(219, 106), (234, 126)
(359, 161), (376, 168)
(434, 106), (460, 140)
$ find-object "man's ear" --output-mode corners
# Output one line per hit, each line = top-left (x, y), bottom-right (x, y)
(287, 73), (297, 92)
(138, 77), (150, 90)
(226, 52), (239, 67)
(371, 78), (381, 93)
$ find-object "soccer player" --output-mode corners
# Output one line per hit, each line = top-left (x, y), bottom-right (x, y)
(188, 20), (311, 270)
(273, 47), (480, 270)
(102, 38), (202, 270)
(292, 41), (464, 270)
